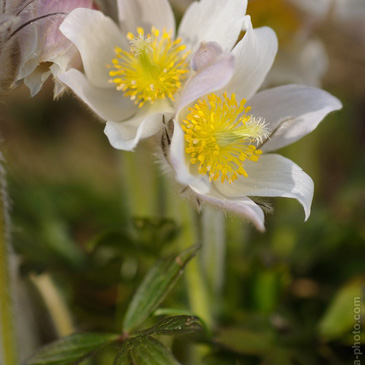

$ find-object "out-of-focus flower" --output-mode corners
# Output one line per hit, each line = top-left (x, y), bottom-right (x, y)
(58, 0), (249, 151)
(248, 0), (328, 87)
(0, 0), (94, 97)
(167, 19), (342, 231)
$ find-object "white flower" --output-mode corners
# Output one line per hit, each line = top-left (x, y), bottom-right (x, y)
(167, 16), (342, 231)
(58, 0), (250, 151)
(0, 0), (93, 96)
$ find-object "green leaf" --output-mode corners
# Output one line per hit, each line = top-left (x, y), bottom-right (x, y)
(131, 337), (179, 365)
(114, 316), (202, 364)
(137, 315), (203, 337)
(319, 279), (365, 341)
(27, 333), (119, 365)
(115, 337), (179, 365)
(123, 245), (200, 333)
(153, 308), (197, 317)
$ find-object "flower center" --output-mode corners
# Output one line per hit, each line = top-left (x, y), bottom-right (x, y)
(182, 93), (269, 184)
(109, 27), (189, 108)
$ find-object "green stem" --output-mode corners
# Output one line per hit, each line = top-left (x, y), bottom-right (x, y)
(166, 189), (212, 328)
(0, 158), (18, 365)
(201, 207), (225, 321)
(118, 145), (161, 218)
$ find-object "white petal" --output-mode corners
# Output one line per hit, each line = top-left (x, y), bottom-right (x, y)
(249, 84), (342, 152)
(58, 68), (136, 122)
(170, 120), (211, 194)
(195, 191), (266, 232)
(104, 100), (173, 151)
(60, 8), (126, 88)
(215, 154), (314, 221)
(178, 0), (247, 51)
(225, 16), (278, 101)
(117, 0), (175, 36)
(24, 66), (51, 97)
(177, 53), (235, 111)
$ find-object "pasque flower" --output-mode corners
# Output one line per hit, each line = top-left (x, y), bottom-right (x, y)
(167, 17), (342, 231)
(0, 0), (93, 96)
(58, 0), (250, 150)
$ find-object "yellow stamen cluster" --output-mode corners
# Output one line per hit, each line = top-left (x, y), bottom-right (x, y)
(182, 93), (269, 184)
(109, 27), (189, 107)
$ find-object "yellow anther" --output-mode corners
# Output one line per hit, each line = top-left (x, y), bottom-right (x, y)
(183, 93), (269, 183)
(109, 27), (189, 107)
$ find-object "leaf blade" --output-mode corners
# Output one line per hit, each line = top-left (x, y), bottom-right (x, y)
(131, 337), (180, 365)
(123, 245), (199, 333)
(27, 333), (119, 365)
(137, 315), (203, 337)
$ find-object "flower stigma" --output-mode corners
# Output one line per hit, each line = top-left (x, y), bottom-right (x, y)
(109, 27), (189, 107)
(182, 93), (269, 183)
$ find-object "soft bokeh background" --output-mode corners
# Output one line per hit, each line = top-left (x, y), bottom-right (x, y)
(0, 1), (364, 364)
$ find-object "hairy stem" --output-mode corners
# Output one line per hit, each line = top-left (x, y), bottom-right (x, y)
(0, 155), (18, 365)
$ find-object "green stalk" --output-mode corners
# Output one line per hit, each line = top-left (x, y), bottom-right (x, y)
(0, 157), (18, 365)
(118, 145), (160, 218)
(201, 207), (225, 321)
(166, 188), (212, 328)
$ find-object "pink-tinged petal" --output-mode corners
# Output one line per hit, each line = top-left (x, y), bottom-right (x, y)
(225, 16), (278, 101)
(58, 68), (136, 122)
(249, 84), (342, 152)
(36, 0), (93, 15)
(177, 53), (235, 111)
(117, 0), (175, 37)
(215, 154), (314, 221)
(60, 8), (126, 88)
(170, 120), (211, 194)
(34, 0), (94, 61)
(178, 0), (247, 51)
(104, 101), (173, 151)
(195, 191), (266, 232)
(190, 41), (223, 72)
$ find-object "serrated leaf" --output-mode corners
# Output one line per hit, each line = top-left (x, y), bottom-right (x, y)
(138, 315), (203, 337)
(114, 316), (202, 364)
(131, 337), (180, 365)
(319, 280), (365, 341)
(123, 245), (200, 333)
(27, 333), (119, 365)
